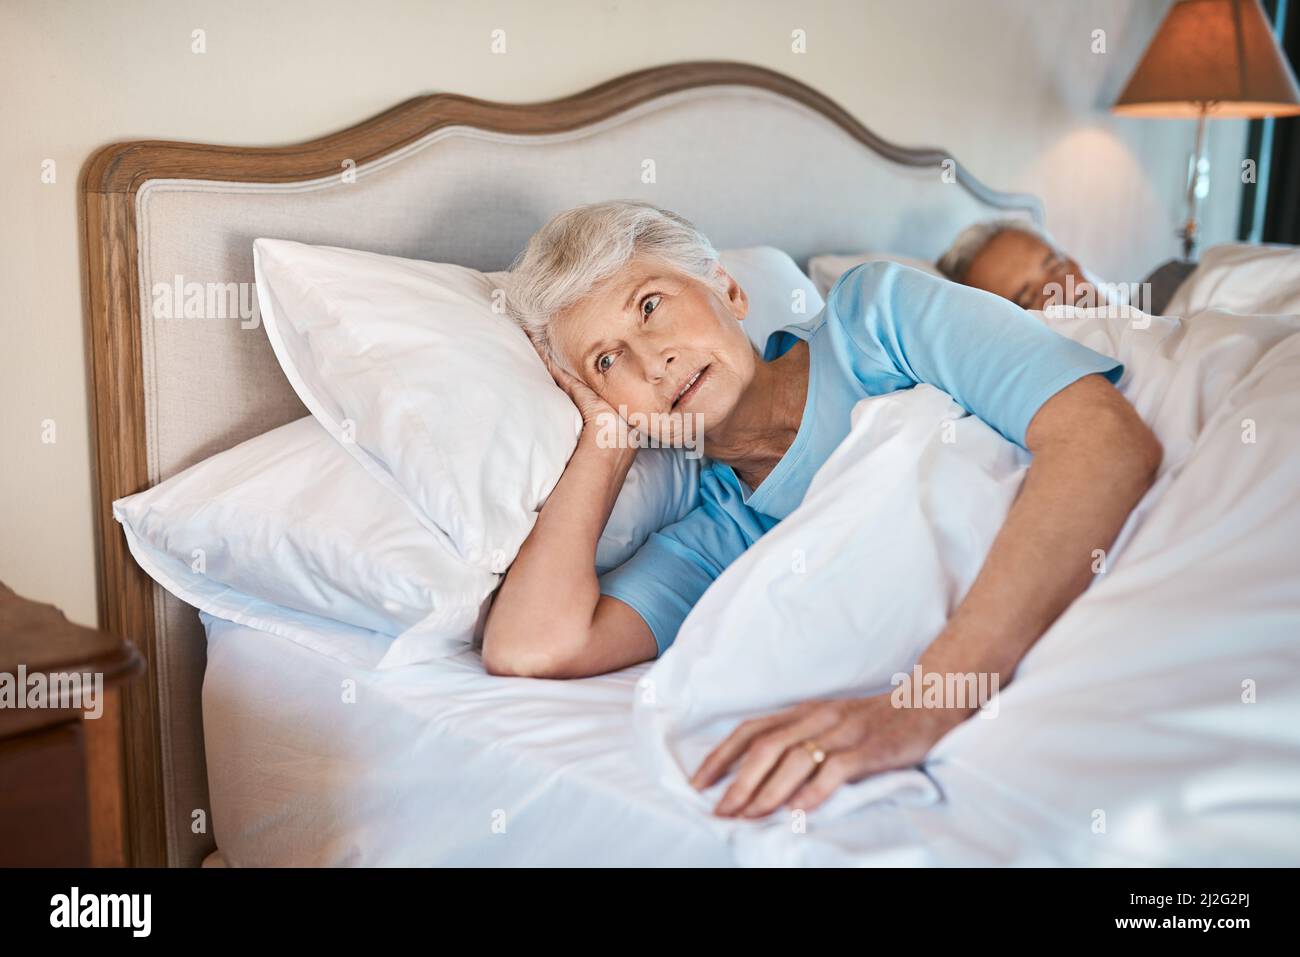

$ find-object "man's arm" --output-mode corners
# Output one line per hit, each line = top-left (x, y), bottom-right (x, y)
(918, 371), (1160, 687)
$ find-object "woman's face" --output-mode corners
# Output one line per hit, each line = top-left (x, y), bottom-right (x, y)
(550, 257), (755, 444)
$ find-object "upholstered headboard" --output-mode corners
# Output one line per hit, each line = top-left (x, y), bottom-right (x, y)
(79, 60), (1043, 867)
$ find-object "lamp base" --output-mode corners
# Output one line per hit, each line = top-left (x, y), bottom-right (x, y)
(1180, 106), (1210, 262)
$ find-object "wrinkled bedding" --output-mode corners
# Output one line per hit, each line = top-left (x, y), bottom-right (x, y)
(635, 302), (1300, 865)
(201, 248), (1300, 866)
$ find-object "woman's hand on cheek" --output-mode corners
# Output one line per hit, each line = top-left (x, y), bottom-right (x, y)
(689, 693), (971, 819)
(531, 336), (617, 428)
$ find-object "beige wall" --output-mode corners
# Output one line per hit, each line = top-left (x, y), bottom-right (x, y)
(0, 0), (1247, 626)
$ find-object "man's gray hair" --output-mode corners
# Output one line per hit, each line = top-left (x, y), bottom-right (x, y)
(504, 199), (724, 373)
(935, 219), (1056, 282)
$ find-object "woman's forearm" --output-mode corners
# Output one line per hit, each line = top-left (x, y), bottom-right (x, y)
(482, 428), (638, 669)
(917, 375), (1161, 696)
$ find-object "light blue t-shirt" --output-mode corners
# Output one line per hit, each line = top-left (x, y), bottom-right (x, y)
(598, 260), (1123, 657)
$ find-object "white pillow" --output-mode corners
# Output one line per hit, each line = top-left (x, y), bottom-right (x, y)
(1164, 242), (1300, 318)
(254, 239), (576, 573)
(717, 247), (825, 350)
(808, 252), (942, 299)
(115, 413), (700, 667)
(113, 416), (496, 660)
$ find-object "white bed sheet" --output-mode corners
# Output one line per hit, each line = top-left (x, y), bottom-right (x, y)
(201, 614), (964, 866)
(204, 604), (1298, 868)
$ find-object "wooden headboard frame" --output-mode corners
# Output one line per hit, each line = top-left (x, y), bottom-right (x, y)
(78, 59), (1043, 866)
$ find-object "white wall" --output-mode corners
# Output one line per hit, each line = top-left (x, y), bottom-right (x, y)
(0, 0), (1246, 626)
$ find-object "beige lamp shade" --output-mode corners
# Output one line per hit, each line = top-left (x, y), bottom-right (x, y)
(1113, 0), (1300, 118)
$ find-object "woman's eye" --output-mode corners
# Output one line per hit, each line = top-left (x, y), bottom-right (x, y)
(641, 294), (661, 320)
(596, 353), (616, 374)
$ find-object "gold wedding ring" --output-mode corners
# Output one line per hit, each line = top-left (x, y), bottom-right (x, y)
(801, 739), (827, 766)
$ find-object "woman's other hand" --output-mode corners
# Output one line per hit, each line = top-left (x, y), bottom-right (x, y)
(690, 691), (973, 818)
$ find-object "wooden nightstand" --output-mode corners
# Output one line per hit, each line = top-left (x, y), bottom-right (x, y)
(0, 581), (143, 866)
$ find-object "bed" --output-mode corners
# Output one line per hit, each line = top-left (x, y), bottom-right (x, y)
(80, 60), (1300, 868)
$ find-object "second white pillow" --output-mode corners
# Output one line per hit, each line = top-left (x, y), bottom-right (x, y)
(255, 238), (578, 572)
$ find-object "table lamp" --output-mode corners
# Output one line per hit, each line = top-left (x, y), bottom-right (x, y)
(1113, 0), (1300, 259)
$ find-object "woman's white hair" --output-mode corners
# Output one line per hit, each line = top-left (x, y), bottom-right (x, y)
(935, 219), (1056, 281)
(504, 199), (724, 373)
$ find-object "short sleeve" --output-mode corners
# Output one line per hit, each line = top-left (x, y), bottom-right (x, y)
(597, 477), (752, 656)
(827, 261), (1124, 449)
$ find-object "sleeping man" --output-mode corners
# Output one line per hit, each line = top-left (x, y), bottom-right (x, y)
(485, 200), (1161, 819)
(936, 218), (1194, 315)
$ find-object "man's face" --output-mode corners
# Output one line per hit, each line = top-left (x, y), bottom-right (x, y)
(961, 229), (1100, 310)
(550, 257), (755, 444)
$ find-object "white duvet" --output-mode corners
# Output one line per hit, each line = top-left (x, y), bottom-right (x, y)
(1166, 242), (1300, 318)
(634, 299), (1300, 866)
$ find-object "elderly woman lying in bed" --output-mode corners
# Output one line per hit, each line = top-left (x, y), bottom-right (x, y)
(486, 200), (1161, 818)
